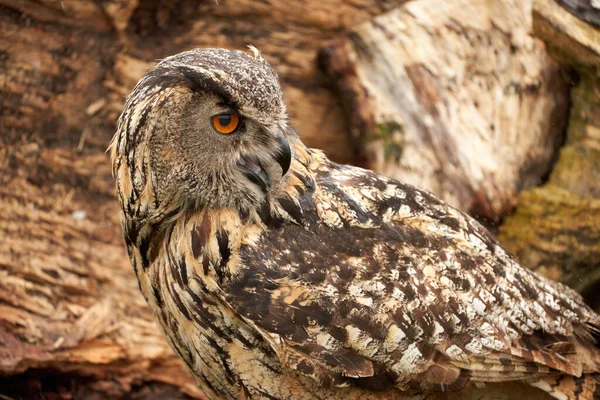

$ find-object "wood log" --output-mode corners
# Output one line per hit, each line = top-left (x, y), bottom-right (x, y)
(319, 0), (571, 223)
(0, 0), (405, 398)
(0, 0), (598, 398)
(499, 0), (600, 311)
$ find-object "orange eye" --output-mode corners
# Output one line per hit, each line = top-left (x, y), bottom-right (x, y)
(211, 112), (240, 134)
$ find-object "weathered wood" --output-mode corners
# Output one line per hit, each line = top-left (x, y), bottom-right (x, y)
(320, 0), (571, 222)
(500, 0), (600, 311)
(0, 0), (598, 398)
(0, 147), (206, 399)
(1, 0), (408, 165)
(0, 0), (406, 398)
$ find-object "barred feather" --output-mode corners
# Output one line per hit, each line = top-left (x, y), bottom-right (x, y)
(110, 48), (600, 400)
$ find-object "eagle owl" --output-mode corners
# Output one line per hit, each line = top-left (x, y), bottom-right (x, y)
(110, 48), (600, 400)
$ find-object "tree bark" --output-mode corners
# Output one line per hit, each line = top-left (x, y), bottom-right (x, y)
(319, 0), (572, 223)
(1, 0), (599, 398)
(499, 0), (600, 311)
(0, 0), (405, 398)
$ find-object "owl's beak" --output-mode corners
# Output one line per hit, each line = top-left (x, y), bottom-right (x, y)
(275, 134), (291, 176)
(237, 135), (291, 193)
(237, 156), (270, 192)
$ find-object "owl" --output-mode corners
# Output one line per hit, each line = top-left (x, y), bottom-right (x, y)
(110, 47), (600, 400)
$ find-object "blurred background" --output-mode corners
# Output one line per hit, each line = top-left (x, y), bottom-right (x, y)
(0, 0), (599, 399)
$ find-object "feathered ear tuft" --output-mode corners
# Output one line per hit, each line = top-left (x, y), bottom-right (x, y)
(247, 44), (267, 63)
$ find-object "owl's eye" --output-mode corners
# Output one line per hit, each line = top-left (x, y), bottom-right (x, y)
(211, 112), (241, 134)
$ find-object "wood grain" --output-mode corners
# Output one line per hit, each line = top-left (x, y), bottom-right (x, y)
(320, 0), (571, 222)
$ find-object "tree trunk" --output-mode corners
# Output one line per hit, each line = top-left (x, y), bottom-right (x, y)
(1, 0), (599, 398)
(319, 0), (572, 223)
(0, 0), (405, 398)
(499, 0), (600, 311)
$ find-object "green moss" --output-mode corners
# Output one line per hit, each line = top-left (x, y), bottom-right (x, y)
(499, 185), (600, 296)
(365, 121), (405, 163)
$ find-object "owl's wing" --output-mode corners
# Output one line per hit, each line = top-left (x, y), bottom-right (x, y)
(223, 160), (600, 391)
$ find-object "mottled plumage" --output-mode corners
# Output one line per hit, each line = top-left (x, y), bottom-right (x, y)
(110, 48), (600, 400)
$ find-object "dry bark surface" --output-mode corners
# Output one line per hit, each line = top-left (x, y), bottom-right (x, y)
(499, 0), (600, 310)
(0, 0), (406, 398)
(0, 0), (599, 399)
(320, 0), (572, 222)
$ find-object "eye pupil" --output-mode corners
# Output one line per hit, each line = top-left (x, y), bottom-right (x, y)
(211, 112), (240, 134)
(219, 114), (231, 126)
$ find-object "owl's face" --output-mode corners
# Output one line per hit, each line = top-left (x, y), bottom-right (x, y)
(113, 48), (292, 218)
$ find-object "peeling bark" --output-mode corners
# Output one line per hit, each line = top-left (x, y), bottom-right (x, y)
(0, 0), (598, 398)
(500, 0), (600, 311)
(0, 0), (404, 398)
(320, 0), (571, 222)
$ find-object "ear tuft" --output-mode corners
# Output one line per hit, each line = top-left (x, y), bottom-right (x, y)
(247, 45), (267, 63)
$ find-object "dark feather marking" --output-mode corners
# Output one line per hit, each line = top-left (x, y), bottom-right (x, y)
(574, 375), (586, 398)
(148, 230), (166, 266)
(188, 276), (218, 306)
(490, 260), (507, 278)
(320, 348), (374, 377)
(217, 230), (231, 281)
(445, 270), (472, 292)
(293, 170), (315, 191)
(200, 373), (218, 395)
(186, 308), (210, 330)
(252, 388), (279, 400)
(185, 297), (225, 337)
(329, 325), (348, 342)
(293, 302), (334, 328)
(168, 248), (183, 287)
(177, 67), (237, 104)
(258, 359), (281, 374)
(278, 197), (303, 224)
(348, 311), (388, 341)
(170, 286), (192, 321)
(351, 368), (396, 392)
(202, 257), (211, 276)
(428, 303), (454, 337)
(338, 299), (362, 318)
(296, 359), (314, 375)
(178, 256), (188, 286)
(446, 297), (471, 327)
(455, 251), (477, 271)
(204, 336), (235, 384)
(437, 216), (462, 232)
(145, 65), (236, 107)
(306, 268), (327, 284)
(192, 214), (212, 260)
(516, 272), (539, 300)
(139, 233), (151, 269)
(319, 180), (376, 225)
(152, 283), (163, 308)
(258, 202), (271, 225)
(238, 206), (250, 221)
(124, 220), (140, 246)
(258, 202), (285, 228)
(400, 225), (430, 248)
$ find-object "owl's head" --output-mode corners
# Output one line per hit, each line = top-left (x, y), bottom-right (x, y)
(110, 48), (292, 221)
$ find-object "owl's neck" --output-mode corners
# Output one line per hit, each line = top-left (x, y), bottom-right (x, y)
(123, 144), (322, 400)
(126, 140), (320, 285)
(177, 141), (320, 283)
